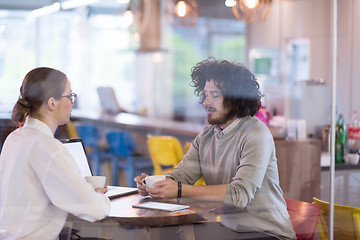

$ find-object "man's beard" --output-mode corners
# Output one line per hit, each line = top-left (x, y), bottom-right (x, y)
(207, 111), (234, 126)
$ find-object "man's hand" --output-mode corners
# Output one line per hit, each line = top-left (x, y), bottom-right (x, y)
(145, 177), (178, 199)
(134, 173), (149, 196)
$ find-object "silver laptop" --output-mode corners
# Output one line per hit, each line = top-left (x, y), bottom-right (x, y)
(97, 87), (123, 115)
(60, 138), (138, 200)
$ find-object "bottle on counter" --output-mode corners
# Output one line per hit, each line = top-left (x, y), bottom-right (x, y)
(347, 110), (360, 154)
(335, 114), (347, 163)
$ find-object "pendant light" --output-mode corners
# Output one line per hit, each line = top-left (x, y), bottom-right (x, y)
(165, 0), (198, 27)
(232, 0), (272, 22)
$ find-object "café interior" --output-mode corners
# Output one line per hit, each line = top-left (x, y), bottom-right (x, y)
(0, 0), (360, 239)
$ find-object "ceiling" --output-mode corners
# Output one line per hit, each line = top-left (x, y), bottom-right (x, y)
(0, 0), (125, 11)
(0, 0), (235, 19)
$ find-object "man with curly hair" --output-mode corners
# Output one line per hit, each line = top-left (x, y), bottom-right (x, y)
(135, 58), (296, 239)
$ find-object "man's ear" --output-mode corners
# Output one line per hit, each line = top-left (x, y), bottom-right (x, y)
(47, 97), (56, 111)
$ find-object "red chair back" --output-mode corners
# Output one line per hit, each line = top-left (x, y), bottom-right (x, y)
(285, 198), (319, 240)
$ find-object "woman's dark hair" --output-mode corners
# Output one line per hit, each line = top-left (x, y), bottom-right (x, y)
(12, 67), (67, 123)
(190, 58), (263, 118)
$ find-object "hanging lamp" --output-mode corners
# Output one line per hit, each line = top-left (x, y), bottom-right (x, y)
(232, 0), (272, 22)
(165, 0), (198, 27)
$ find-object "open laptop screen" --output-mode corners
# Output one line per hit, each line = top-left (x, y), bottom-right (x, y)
(60, 138), (92, 177)
(60, 138), (138, 199)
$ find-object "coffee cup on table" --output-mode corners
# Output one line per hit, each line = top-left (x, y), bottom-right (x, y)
(85, 176), (106, 189)
(142, 175), (166, 188)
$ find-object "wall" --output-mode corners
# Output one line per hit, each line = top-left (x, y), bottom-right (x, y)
(246, 0), (360, 123)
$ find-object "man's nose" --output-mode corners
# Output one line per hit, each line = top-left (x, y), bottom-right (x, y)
(203, 95), (212, 105)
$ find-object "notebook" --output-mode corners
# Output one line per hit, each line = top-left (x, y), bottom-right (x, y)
(132, 202), (190, 212)
(61, 138), (138, 199)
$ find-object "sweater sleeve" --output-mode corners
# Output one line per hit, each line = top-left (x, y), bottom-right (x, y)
(224, 122), (276, 208)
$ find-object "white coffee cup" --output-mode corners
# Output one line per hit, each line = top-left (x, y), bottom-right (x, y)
(344, 153), (359, 165)
(142, 175), (166, 188)
(85, 176), (106, 189)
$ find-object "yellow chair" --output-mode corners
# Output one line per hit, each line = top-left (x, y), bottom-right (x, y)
(313, 197), (360, 240)
(147, 136), (206, 186)
(65, 121), (79, 139)
(147, 135), (184, 175)
(184, 141), (206, 186)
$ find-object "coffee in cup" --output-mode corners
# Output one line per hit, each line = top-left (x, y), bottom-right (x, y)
(142, 175), (166, 188)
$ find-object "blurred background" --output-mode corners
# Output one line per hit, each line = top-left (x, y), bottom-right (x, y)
(0, 0), (359, 136)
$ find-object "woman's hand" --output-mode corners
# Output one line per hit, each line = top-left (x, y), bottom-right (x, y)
(134, 173), (149, 196)
(95, 185), (108, 194)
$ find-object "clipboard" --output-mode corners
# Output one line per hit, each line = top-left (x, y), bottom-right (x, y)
(132, 202), (190, 212)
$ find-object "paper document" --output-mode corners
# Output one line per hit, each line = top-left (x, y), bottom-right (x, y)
(132, 202), (190, 212)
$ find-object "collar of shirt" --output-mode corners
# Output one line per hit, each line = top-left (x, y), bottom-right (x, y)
(23, 117), (54, 137)
(214, 118), (242, 138)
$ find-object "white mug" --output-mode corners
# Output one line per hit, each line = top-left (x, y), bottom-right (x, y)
(142, 175), (166, 188)
(85, 176), (106, 189)
(344, 153), (359, 165)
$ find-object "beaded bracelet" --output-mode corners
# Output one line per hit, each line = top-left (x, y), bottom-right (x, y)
(177, 182), (182, 202)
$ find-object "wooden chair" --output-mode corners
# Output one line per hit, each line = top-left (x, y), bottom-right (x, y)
(313, 197), (360, 240)
(285, 198), (319, 240)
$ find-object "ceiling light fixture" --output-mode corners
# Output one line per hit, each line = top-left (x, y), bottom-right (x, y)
(225, 0), (236, 8)
(123, 7), (134, 26)
(29, 2), (61, 18)
(165, 0), (198, 27)
(61, 0), (99, 10)
(121, 0), (151, 33)
(232, 0), (272, 22)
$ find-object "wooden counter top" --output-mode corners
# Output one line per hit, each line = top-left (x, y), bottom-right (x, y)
(70, 109), (205, 138)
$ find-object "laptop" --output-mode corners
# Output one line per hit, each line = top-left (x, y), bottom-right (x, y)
(60, 138), (138, 200)
(97, 87), (124, 115)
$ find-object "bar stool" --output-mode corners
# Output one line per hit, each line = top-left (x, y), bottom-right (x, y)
(106, 131), (153, 187)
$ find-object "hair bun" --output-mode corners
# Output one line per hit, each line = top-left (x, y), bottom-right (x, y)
(17, 98), (31, 109)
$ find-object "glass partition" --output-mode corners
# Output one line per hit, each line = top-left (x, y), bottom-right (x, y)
(0, 1), (359, 239)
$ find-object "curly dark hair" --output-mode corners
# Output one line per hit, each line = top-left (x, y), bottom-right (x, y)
(190, 58), (263, 118)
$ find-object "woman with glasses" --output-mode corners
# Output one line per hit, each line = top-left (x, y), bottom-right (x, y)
(0, 67), (110, 239)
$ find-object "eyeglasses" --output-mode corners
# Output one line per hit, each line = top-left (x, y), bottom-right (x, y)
(61, 93), (77, 104)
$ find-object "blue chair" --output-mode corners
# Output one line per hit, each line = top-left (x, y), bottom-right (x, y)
(106, 131), (153, 187)
(76, 124), (103, 176)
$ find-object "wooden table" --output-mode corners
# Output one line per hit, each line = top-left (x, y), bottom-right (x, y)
(67, 194), (277, 240)
(104, 194), (219, 226)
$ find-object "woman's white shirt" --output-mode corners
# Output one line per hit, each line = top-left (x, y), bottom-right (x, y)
(0, 117), (110, 240)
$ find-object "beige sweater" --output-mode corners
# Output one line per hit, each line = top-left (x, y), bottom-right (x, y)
(167, 116), (296, 240)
